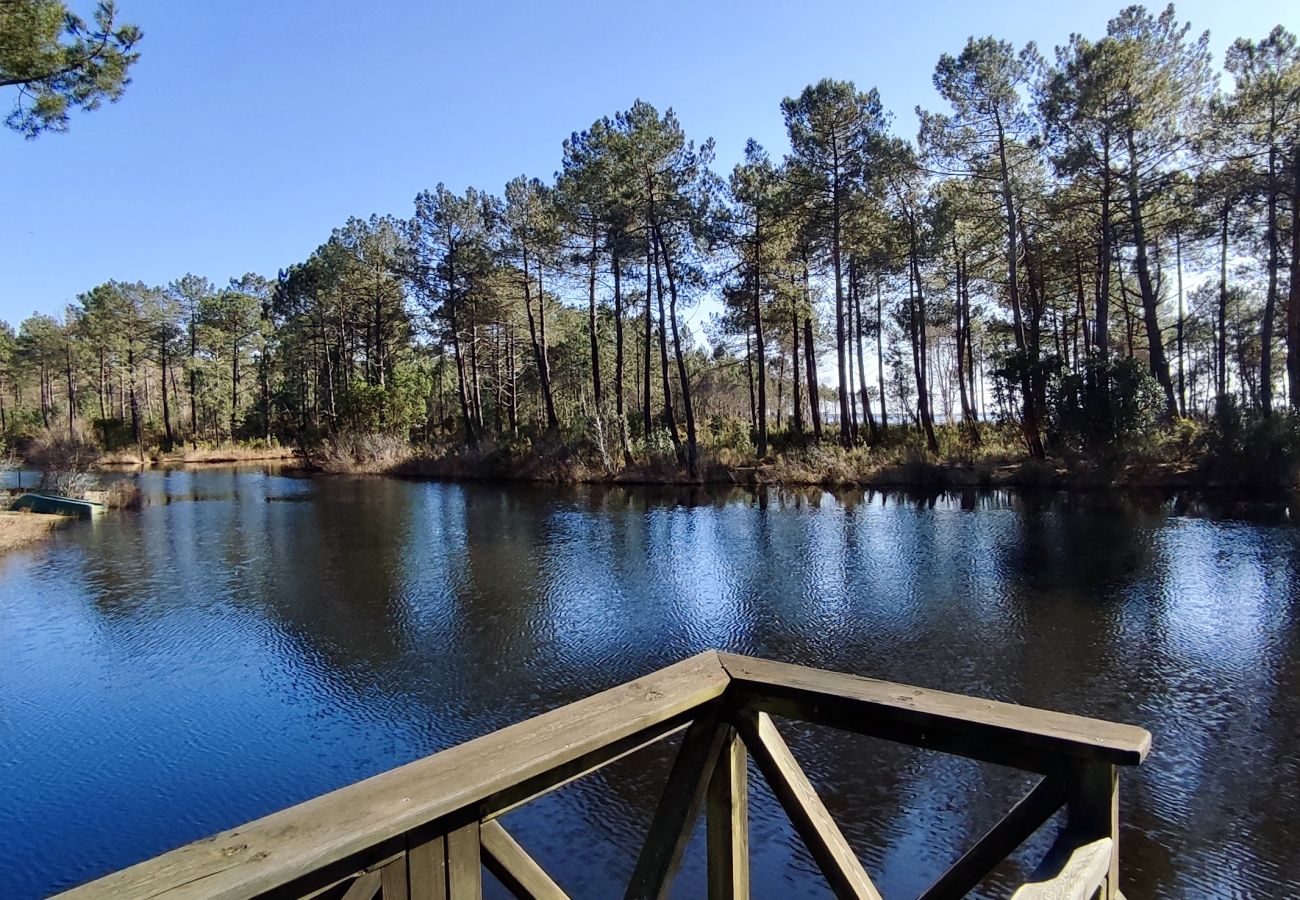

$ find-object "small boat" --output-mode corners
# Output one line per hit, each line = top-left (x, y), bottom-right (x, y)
(8, 493), (107, 520)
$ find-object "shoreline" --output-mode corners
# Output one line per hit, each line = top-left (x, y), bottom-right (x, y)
(325, 453), (1291, 495)
(97, 447), (299, 468)
(0, 511), (73, 555)
(17, 444), (1291, 496)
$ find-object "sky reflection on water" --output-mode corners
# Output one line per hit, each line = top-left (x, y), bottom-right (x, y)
(1, 470), (1297, 898)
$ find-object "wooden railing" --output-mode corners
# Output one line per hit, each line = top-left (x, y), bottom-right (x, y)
(58, 651), (1150, 900)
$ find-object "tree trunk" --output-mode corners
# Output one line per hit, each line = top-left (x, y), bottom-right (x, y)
(588, 224), (603, 413)
(831, 173), (851, 447)
(127, 338), (140, 446)
(230, 338), (239, 441)
(189, 310), (198, 448)
(654, 223), (695, 473)
(521, 248), (558, 431)
(97, 346), (106, 420)
(876, 276), (888, 435)
(643, 229), (654, 441)
(64, 345), (75, 440)
(1095, 135), (1113, 359)
(446, 252), (476, 446)
(1288, 138), (1300, 410)
(996, 113), (1044, 457)
(851, 259), (877, 444)
(612, 242), (633, 464)
(1219, 201), (1230, 401)
(908, 224), (939, 454)
(1175, 227), (1186, 418)
(1261, 139), (1280, 416)
(1124, 129), (1177, 417)
(752, 249), (768, 458)
(160, 334), (174, 449)
(790, 273), (802, 434)
(744, 326), (756, 435)
(802, 256), (822, 439)
(650, 224), (681, 461)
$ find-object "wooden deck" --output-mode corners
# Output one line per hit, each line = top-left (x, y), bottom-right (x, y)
(56, 651), (1150, 900)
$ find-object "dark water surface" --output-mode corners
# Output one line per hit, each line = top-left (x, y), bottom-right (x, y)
(2, 468), (1298, 898)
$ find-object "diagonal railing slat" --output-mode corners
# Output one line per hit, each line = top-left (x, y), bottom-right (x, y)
(736, 710), (883, 900)
(624, 716), (729, 899)
(916, 776), (1067, 900)
(480, 820), (569, 900)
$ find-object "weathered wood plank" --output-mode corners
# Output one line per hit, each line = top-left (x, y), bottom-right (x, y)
(736, 711), (882, 900)
(57, 652), (729, 900)
(624, 717), (729, 900)
(1012, 837), (1115, 900)
(483, 720), (693, 823)
(379, 854), (409, 900)
(917, 777), (1067, 900)
(1066, 761), (1119, 900)
(706, 727), (748, 900)
(445, 822), (481, 900)
(480, 820), (568, 900)
(407, 831), (447, 900)
(719, 654), (1150, 770)
(298, 852), (403, 900)
(340, 870), (382, 900)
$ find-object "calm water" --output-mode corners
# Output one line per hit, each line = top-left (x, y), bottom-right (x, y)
(1, 468), (1298, 899)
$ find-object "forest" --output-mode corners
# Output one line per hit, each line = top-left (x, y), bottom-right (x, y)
(4, 4), (1300, 487)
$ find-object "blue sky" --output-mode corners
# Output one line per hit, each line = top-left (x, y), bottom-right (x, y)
(0, 0), (1288, 325)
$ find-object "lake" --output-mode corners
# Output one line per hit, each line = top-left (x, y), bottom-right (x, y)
(1, 468), (1297, 898)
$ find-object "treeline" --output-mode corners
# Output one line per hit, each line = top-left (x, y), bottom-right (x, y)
(3, 5), (1298, 478)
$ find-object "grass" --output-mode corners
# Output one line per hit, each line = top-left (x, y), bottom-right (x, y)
(16, 413), (1294, 491)
(294, 422), (1227, 491)
(85, 481), (144, 509)
(0, 511), (72, 555)
(99, 444), (300, 466)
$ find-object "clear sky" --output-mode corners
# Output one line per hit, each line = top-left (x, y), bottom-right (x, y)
(0, 0), (1289, 326)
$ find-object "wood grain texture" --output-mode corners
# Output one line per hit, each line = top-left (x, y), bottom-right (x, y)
(444, 823), (480, 900)
(1012, 837), (1115, 900)
(917, 777), (1067, 900)
(407, 832), (447, 900)
(480, 820), (568, 900)
(379, 856), (409, 900)
(737, 711), (882, 900)
(340, 870), (381, 900)
(53, 651), (1150, 900)
(706, 727), (748, 900)
(719, 653), (1150, 770)
(624, 717), (728, 900)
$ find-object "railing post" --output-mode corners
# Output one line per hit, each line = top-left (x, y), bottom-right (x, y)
(380, 854), (410, 899)
(407, 830), (448, 900)
(706, 726), (749, 900)
(445, 821), (483, 900)
(1067, 761), (1120, 900)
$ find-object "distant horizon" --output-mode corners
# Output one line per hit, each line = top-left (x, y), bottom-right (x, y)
(0, 0), (1289, 325)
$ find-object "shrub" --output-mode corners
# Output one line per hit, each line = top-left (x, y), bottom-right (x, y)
(25, 433), (100, 498)
(309, 431), (411, 474)
(98, 481), (144, 509)
(1200, 398), (1300, 488)
(91, 417), (136, 451)
(1048, 357), (1165, 459)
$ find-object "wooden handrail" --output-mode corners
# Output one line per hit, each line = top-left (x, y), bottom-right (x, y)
(56, 651), (1149, 900)
(718, 653), (1150, 771)
(57, 652), (728, 900)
